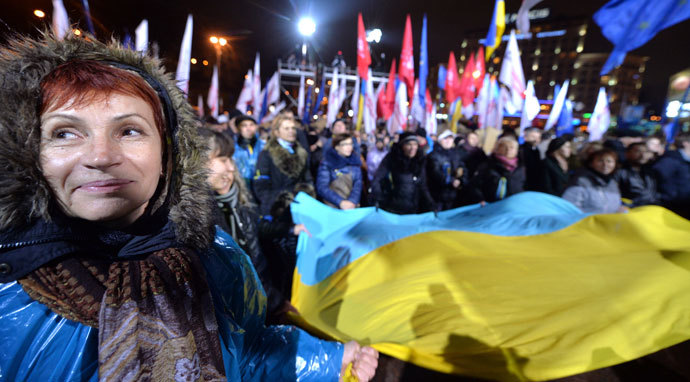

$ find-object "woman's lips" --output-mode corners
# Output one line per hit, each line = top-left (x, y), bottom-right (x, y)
(78, 179), (132, 193)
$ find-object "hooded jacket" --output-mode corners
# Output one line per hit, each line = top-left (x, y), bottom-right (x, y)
(562, 168), (621, 214)
(0, 33), (342, 381)
(316, 147), (363, 207)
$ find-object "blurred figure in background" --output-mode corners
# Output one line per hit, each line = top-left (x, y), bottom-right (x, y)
(520, 127), (543, 191)
(427, 129), (467, 211)
(615, 142), (658, 208)
(562, 148), (625, 214)
(316, 133), (363, 209)
(539, 137), (572, 196)
(465, 136), (525, 204)
(233, 115), (265, 188)
(652, 132), (690, 219)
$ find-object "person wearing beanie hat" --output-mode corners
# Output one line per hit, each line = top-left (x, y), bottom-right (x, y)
(371, 131), (435, 214)
(233, 114), (265, 187)
(427, 129), (467, 210)
(538, 137), (573, 196)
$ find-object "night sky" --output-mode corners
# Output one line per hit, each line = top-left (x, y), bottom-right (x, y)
(3, 0), (690, 114)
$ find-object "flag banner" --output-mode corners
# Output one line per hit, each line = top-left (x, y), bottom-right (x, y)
(399, 15), (415, 98)
(544, 80), (569, 131)
(388, 82), (408, 135)
(197, 94), (204, 117)
(355, 81), (365, 131)
(252, 53), (261, 113)
(364, 69), (378, 135)
(81, 0), (95, 35)
(236, 70), (253, 114)
(357, 13), (371, 80)
(588, 87), (611, 141)
(265, 71), (280, 106)
(135, 19), (148, 53)
(296, 75), (305, 119)
(476, 74), (491, 129)
(410, 79), (425, 125)
(519, 80), (540, 136)
(207, 65), (219, 118)
(378, 60), (396, 121)
(289, 192), (690, 381)
(350, 75), (361, 121)
(419, 14), (429, 111)
(175, 15), (193, 96)
(311, 76), (326, 120)
(486, 79), (504, 129)
(516, 0), (543, 33)
(459, 54), (476, 109)
(302, 85), (313, 126)
(484, 0), (506, 59)
(425, 100), (437, 135)
(473, 47), (486, 94)
(556, 99), (574, 137)
(52, 0), (70, 40)
(445, 52), (460, 104)
(498, 30), (526, 114)
(594, 0), (690, 75)
(261, 101), (287, 124)
(327, 69), (341, 126)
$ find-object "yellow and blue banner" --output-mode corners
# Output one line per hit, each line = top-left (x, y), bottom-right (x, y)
(485, 0), (506, 60)
(289, 192), (690, 381)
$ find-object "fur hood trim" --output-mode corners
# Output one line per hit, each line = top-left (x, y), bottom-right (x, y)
(0, 32), (213, 248)
(265, 137), (308, 179)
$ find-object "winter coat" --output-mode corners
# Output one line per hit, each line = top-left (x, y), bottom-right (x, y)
(316, 147), (363, 207)
(426, 146), (467, 210)
(539, 157), (570, 196)
(233, 134), (265, 186)
(466, 156), (526, 204)
(253, 137), (313, 215)
(371, 144), (435, 214)
(520, 143), (543, 191)
(562, 168), (621, 214)
(615, 164), (658, 207)
(457, 144), (488, 180)
(652, 150), (690, 219)
(0, 33), (342, 381)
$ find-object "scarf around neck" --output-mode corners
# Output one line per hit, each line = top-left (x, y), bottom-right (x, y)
(494, 154), (519, 172)
(216, 182), (240, 209)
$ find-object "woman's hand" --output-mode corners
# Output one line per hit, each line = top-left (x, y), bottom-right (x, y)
(293, 224), (312, 237)
(341, 341), (378, 382)
(339, 200), (356, 210)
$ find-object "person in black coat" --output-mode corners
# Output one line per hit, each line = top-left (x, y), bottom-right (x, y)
(456, 130), (487, 180)
(615, 142), (658, 208)
(427, 130), (467, 211)
(371, 132), (436, 214)
(652, 132), (690, 218)
(253, 115), (313, 215)
(466, 136), (526, 204)
(539, 137), (572, 196)
(520, 127), (543, 191)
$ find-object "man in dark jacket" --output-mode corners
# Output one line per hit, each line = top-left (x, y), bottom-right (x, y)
(615, 142), (658, 208)
(371, 132), (436, 214)
(520, 127), (543, 191)
(427, 130), (467, 210)
(466, 136), (526, 204)
(652, 132), (690, 219)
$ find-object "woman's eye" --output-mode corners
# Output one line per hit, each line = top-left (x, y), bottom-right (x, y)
(54, 130), (77, 139)
(122, 128), (143, 137)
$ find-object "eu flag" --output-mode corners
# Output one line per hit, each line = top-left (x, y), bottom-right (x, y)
(595, 0), (690, 75)
(419, 15), (429, 111)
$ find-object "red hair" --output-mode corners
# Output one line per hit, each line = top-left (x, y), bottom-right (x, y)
(40, 60), (165, 138)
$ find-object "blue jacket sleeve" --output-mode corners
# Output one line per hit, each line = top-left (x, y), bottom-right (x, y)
(202, 229), (344, 382)
(348, 166), (363, 205)
(316, 162), (345, 207)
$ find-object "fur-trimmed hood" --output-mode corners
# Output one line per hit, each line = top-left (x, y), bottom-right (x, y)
(0, 33), (213, 248)
(264, 137), (308, 179)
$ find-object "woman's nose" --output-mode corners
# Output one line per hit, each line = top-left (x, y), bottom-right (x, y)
(83, 135), (123, 169)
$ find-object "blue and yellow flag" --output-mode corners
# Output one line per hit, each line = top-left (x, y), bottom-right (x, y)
(289, 192), (690, 381)
(485, 0), (506, 60)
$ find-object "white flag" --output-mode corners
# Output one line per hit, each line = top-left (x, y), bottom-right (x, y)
(135, 20), (148, 53)
(197, 94), (204, 117)
(476, 74), (491, 129)
(336, 75), (347, 113)
(487, 81), (505, 129)
(498, 30), (526, 115)
(519, 80), (540, 136)
(207, 65), (219, 118)
(350, 75), (361, 120)
(516, 0), (543, 34)
(236, 70), (253, 114)
(326, 68), (340, 126)
(410, 80), (425, 125)
(363, 69), (378, 135)
(297, 75), (305, 119)
(265, 71), (280, 105)
(425, 102), (438, 135)
(544, 80), (569, 131)
(388, 82), (408, 135)
(175, 15), (193, 96)
(261, 101), (287, 124)
(52, 0), (70, 40)
(588, 87), (610, 142)
(251, 53), (261, 113)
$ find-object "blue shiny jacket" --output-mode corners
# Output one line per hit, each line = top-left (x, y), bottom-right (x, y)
(234, 135), (265, 185)
(316, 147), (363, 206)
(0, 229), (343, 381)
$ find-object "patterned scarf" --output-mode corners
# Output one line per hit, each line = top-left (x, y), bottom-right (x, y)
(19, 247), (226, 381)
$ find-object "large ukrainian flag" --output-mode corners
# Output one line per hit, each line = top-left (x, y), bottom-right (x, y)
(289, 192), (690, 381)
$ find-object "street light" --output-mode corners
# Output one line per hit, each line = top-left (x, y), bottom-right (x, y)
(366, 29), (382, 43)
(298, 17), (316, 37)
(33, 9), (45, 18)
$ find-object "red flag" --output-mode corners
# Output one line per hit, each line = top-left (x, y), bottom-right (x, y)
(357, 13), (371, 80)
(399, 15), (414, 98)
(473, 47), (486, 94)
(459, 54), (476, 107)
(378, 58), (397, 120)
(445, 52), (459, 104)
(425, 89), (433, 113)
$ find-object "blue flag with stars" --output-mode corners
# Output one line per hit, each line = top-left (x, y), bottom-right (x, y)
(594, 0), (690, 75)
(419, 14), (429, 111)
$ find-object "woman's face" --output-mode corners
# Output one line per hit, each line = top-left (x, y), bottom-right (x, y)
(335, 138), (354, 158)
(40, 93), (163, 227)
(467, 133), (479, 147)
(276, 119), (297, 142)
(495, 141), (519, 159)
(557, 141), (572, 158)
(590, 154), (617, 175)
(207, 154), (235, 195)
